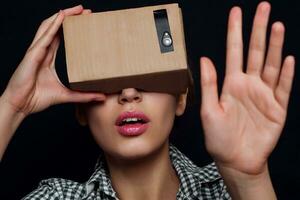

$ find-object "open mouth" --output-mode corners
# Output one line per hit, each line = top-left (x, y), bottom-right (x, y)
(115, 111), (150, 136)
(117, 117), (148, 126)
(115, 111), (150, 126)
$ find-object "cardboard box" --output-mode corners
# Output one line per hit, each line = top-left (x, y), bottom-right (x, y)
(63, 3), (191, 94)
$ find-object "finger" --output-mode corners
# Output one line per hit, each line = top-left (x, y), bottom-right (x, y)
(63, 5), (84, 15)
(30, 5), (84, 48)
(29, 12), (60, 49)
(82, 9), (92, 14)
(48, 35), (60, 57)
(42, 35), (60, 67)
(200, 57), (220, 114)
(226, 6), (243, 75)
(22, 12), (64, 73)
(246, 2), (271, 75)
(275, 56), (295, 109)
(262, 22), (285, 90)
(29, 10), (65, 62)
(59, 89), (107, 104)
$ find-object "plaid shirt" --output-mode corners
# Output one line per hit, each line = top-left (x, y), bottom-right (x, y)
(23, 144), (231, 200)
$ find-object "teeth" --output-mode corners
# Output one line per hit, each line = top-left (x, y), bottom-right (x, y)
(122, 118), (139, 123)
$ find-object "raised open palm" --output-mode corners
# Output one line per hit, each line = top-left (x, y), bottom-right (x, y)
(200, 2), (295, 175)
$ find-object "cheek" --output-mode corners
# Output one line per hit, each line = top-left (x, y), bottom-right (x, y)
(85, 100), (118, 144)
(145, 95), (177, 136)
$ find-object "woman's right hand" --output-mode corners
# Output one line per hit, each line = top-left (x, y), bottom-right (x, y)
(1, 5), (106, 118)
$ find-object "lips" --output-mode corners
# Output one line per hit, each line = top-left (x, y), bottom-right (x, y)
(115, 111), (150, 136)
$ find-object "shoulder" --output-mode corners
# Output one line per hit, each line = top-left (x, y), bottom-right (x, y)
(169, 145), (231, 199)
(22, 178), (86, 200)
(170, 145), (221, 181)
(181, 162), (231, 199)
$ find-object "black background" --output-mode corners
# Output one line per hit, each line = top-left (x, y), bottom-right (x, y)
(0, 0), (299, 199)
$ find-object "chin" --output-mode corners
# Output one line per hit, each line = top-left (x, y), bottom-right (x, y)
(102, 138), (168, 162)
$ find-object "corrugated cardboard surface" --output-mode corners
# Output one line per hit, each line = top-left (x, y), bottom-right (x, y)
(63, 3), (190, 94)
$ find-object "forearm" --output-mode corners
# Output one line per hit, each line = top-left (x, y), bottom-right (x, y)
(0, 95), (26, 161)
(218, 164), (276, 200)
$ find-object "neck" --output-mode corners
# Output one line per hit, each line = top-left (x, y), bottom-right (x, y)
(105, 142), (180, 200)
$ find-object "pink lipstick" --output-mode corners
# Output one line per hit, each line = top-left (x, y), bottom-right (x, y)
(115, 111), (150, 136)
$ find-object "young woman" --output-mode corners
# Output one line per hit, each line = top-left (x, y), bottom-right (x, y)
(0, 1), (295, 199)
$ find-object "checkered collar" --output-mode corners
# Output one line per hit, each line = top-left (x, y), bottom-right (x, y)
(85, 156), (118, 199)
(169, 145), (222, 199)
(84, 144), (222, 199)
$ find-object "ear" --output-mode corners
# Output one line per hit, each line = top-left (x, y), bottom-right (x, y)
(75, 104), (88, 126)
(175, 92), (187, 116)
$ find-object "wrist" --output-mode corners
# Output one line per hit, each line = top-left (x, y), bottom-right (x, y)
(0, 94), (26, 161)
(0, 93), (27, 122)
(217, 163), (276, 200)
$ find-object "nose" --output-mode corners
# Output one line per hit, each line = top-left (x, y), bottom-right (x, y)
(118, 88), (142, 104)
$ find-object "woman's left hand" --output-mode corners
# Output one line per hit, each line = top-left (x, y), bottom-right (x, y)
(200, 1), (295, 179)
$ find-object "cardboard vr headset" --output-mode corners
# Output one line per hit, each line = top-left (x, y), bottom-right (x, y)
(63, 3), (192, 94)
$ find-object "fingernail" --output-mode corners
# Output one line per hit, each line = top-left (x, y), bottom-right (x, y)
(55, 10), (61, 19)
(76, 4), (83, 9)
(272, 22), (284, 32)
(200, 57), (207, 65)
(287, 55), (295, 64)
(260, 2), (270, 13)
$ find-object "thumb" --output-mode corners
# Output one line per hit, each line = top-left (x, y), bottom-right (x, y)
(200, 57), (220, 115)
(58, 89), (106, 104)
